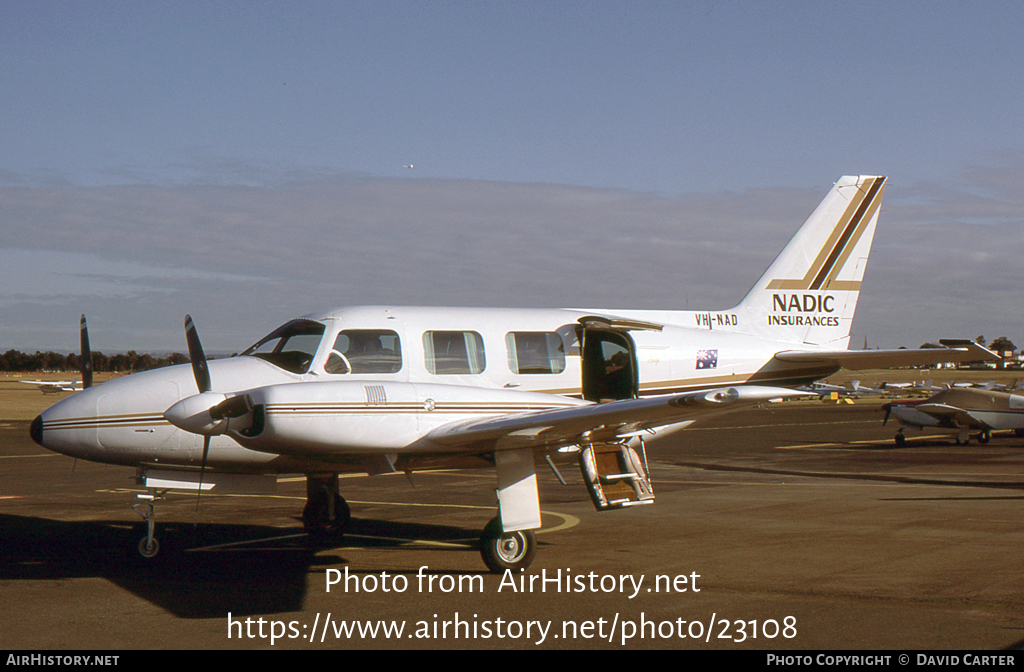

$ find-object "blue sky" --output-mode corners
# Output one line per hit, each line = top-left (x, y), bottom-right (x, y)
(2, 1), (1023, 352)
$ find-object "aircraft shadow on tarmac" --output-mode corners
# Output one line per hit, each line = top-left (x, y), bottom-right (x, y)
(0, 514), (499, 618)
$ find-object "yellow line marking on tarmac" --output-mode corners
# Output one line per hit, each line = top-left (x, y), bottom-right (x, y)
(537, 511), (580, 534)
(776, 435), (951, 450)
(0, 453), (59, 459)
(188, 532), (310, 552)
(277, 470), (494, 483)
(689, 420), (879, 431)
(344, 534), (474, 549)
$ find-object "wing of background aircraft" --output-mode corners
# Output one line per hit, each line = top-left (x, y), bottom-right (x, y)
(20, 380), (81, 394)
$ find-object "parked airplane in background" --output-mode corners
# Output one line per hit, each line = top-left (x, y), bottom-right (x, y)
(21, 380), (82, 394)
(30, 176), (996, 570)
(883, 387), (1024, 446)
(801, 379), (887, 398)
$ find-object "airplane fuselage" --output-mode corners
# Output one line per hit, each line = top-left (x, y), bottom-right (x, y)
(33, 304), (837, 473)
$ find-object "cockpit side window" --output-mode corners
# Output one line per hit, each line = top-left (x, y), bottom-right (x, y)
(325, 330), (403, 374)
(241, 320), (326, 374)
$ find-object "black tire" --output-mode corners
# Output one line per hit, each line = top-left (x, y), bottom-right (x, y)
(894, 432), (907, 447)
(479, 517), (536, 573)
(332, 494), (351, 535)
(304, 488), (350, 538)
(138, 536), (160, 559)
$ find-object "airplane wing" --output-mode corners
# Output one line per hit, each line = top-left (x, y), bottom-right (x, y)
(773, 341), (999, 371)
(20, 380), (80, 394)
(423, 385), (806, 452)
(913, 403), (983, 429)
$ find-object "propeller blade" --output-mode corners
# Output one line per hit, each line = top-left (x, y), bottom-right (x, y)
(195, 435), (211, 525)
(79, 314), (93, 389)
(185, 315), (211, 394)
(882, 403), (892, 426)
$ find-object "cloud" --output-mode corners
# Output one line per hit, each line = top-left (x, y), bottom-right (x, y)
(1, 167), (1022, 351)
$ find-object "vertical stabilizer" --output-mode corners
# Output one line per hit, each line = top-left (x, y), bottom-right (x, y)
(732, 175), (886, 347)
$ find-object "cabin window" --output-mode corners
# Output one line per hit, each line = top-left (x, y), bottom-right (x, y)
(505, 332), (566, 374)
(241, 319), (326, 374)
(423, 331), (486, 375)
(325, 330), (402, 374)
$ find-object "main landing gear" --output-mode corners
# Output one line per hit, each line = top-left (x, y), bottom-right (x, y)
(303, 474), (350, 540)
(954, 429), (991, 445)
(302, 475), (538, 573)
(479, 517), (537, 573)
(128, 471), (537, 572)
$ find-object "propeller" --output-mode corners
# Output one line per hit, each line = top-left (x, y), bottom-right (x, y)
(169, 315), (254, 520)
(178, 315), (249, 519)
(882, 403), (892, 426)
(184, 315), (214, 522)
(185, 315), (211, 394)
(162, 316), (254, 521)
(79, 314), (93, 389)
(69, 314), (94, 481)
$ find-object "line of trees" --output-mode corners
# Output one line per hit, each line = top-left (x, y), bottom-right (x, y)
(0, 350), (190, 374)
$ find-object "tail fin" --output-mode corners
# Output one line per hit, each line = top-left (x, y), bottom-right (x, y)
(731, 175), (886, 347)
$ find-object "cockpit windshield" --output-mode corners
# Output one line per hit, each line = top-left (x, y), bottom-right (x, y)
(240, 319), (326, 374)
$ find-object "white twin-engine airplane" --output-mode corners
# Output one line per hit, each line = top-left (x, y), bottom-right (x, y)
(30, 176), (993, 571)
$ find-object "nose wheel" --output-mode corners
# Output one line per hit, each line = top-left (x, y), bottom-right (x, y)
(138, 536), (160, 559)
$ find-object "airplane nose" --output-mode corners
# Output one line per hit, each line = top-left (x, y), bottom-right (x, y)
(30, 415), (43, 446)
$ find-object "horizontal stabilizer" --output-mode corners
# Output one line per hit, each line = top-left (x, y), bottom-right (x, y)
(774, 343), (1000, 371)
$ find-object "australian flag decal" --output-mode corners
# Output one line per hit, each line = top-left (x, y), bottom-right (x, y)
(696, 349), (719, 369)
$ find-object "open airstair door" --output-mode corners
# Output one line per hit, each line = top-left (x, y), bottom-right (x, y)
(578, 316), (663, 402)
(575, 316), (661, 511)
(579, 441), (655, 511)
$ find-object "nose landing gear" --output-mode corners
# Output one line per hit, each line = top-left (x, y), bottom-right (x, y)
(132, 489), (166, 560)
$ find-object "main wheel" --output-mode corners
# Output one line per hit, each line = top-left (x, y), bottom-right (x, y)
(479, 517), (536, 573)
(304, 489), (350, 537)
(138, 536), (160, 559)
